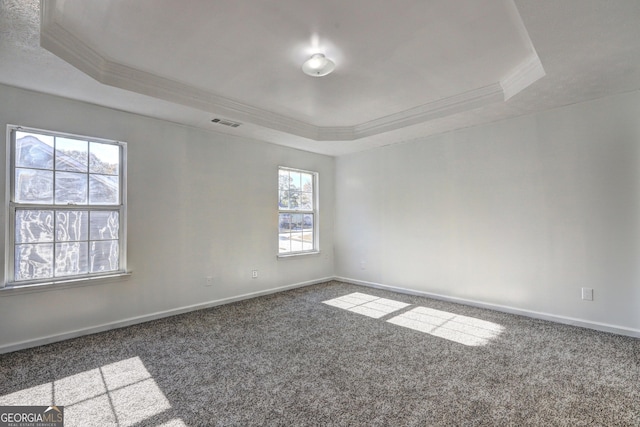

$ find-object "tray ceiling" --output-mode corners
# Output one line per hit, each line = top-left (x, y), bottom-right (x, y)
(2, 1), (640, 155)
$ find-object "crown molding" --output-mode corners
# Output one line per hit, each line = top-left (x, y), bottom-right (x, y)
(500, 53), (546, 101)
(40, 6), (319, 140)
(40, 1), (107, 82)
(40, 0), (542, 142)
(353, 84), (505, 139)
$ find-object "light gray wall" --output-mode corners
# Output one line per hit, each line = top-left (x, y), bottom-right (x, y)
(335, 90), (640, 333)
(2, 84), (639, 351)
(0, 84), (335, 351)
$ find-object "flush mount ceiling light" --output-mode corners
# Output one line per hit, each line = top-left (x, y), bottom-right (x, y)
(302, 53), (335, 77)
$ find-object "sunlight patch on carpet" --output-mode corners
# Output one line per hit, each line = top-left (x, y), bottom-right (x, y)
(156, 419), (189, 427)
(387, 306), (504, 346)
(323, 292), (409, 318)
(0, 356), (182, 426)
(323, 292), (504, 346)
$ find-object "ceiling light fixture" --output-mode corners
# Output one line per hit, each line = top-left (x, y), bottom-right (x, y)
(302, 53), (335, 77)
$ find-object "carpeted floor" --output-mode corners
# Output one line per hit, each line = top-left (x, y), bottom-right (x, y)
(1, 281), (639, 426)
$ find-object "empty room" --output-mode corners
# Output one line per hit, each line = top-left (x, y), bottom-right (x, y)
(1, 0), (639, 426)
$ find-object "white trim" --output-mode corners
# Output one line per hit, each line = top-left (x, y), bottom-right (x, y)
(0, 272), (132, 296)
(4, 126), (12, 288)
(3, 275), (637, 354)
(500, 54), (546, 101)
(40, 0), (541, 142)
(500, 0), (546, 101)
(0, 276), (333, 354)
(278, 166), (318, 255)
(351, 84), (504, 139)
(277, 251), (321, 259)
(39, 12), (319, 140)
(5, 125), (127, 287)
(334, 276), (640, 339)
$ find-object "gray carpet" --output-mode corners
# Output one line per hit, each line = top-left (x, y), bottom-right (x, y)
(1, 281), (639, 426)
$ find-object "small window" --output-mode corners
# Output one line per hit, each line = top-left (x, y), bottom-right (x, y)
(278, 167), (317, 255)
(5, 126), (127, 287)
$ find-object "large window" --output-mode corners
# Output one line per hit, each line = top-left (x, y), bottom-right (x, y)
(4, 126), (127, 287)
(278, 167), (317, 255)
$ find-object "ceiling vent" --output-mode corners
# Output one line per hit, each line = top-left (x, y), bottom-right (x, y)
(211, 118), (241, 128)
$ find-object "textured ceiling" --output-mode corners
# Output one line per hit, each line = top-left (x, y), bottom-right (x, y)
(1, 0), (640, 156)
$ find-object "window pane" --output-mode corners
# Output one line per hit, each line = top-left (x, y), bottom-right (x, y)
(56, 211), (88, 242)
(302, 232), (314, 251)
(279, 191), (289, 209)
(278, 233), (291, 254)
(290, 231), (305, 252)
(300, 192), (313, 210)
(11, 127), (125, 284)
(15, 210), (54, 243)
(302, 214), (314, 251)
(55, 171), (88, 204)
(289, 172), (301, 190)
(89, 175), (119, 205)
(289, 191), (300, 209)
(303, 214), (314, 232)
(278, 168), (316, 255)
(90, 211), (119, 240)
(291, 213), (303, 230)
(301, 173), (313, 192)
(15, 168), (53, 204)
(90, 142), (120, 175)
(278, 170), (290, 191)
(278, 213), (291, 232)
(90, 240), (119, 272)
(15, 132), (54, 170)
(56, 137), (88, 172)
(55, 242), (89, 277)
(15, 243), (54, 281)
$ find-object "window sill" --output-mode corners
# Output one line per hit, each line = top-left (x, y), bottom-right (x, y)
(1, 272), (132, 296)
(277, 250), (321, 259)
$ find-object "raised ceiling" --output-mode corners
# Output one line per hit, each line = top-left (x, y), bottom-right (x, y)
(40, 0), (544, 137)
(2, 1), (640, 155)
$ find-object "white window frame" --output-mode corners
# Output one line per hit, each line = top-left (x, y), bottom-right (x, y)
(278, 166), (319, 257)
(3, 125), (128, 289)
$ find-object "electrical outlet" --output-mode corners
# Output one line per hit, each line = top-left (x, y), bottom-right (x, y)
(205, 276), (213, 287)
(252, 270), (258, 279)
(581, 287), (593, 301)
(360, 261), (366, 270)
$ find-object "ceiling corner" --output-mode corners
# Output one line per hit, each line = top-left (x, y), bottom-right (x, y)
(500, 54), (546, 101)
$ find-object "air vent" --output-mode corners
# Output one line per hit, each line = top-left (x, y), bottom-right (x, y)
(211, 118), (241, 128)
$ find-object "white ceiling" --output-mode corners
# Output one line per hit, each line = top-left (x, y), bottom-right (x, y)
(1, 0), (640, 156)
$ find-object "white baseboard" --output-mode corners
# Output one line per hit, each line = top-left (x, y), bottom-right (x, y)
(4, 275), (636, 354)
(0, 276), (333, 354)
(335, 276), (640, 339)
